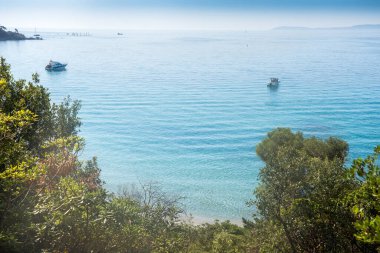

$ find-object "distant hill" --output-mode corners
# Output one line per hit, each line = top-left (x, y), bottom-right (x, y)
(349, 24), (380, 29)
(0, 27), (41, 41)
(273, 24), (380, 31)
(273, 26), (310, 30)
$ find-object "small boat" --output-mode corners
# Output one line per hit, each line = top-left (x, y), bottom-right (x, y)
(33, 27), (41, 38)
(117, 32), (123, 35)
(33, 34), (42, 40)
(45, 60), (67, 71)
(267, 78), (280, 87)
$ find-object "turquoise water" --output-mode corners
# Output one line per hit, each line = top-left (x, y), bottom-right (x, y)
(1, 29), (379, 221)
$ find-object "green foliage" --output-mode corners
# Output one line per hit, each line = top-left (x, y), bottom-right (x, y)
(190, 221), (252, 253)
(113, 183), (192, 253)
(33, 176), (108, 252)
(245, 219), (290, 252)
(51, 96), (81, 138)
(0, 57), (81, 154)
(250, 128), (359, 252)
(346, 146), (380, 249)
(0, 109), (38, 167)
(0, 57), (86, 252)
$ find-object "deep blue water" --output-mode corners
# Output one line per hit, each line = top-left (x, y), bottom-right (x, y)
(1, 29), (380, 222)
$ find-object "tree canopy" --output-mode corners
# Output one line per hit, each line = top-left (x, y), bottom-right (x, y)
(248, 128), (378, 252)
(346, 146), (380, 248)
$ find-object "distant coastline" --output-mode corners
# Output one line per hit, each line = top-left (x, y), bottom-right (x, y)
(0, 26), (42, 41)
(273, 24), (380, 31)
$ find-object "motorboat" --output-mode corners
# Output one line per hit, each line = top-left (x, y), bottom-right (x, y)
(267, 78), (280, 87)
(45, 60), (67, 71)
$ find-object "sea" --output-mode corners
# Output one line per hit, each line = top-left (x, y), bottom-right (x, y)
(1, 29), (379, 223)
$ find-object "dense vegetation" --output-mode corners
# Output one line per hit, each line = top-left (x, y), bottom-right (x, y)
(247, 128), (379, 252)
(0, 57), (379, 252)
(0, 26), (37, 41)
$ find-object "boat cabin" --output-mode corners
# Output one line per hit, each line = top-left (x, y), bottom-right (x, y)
(268, 78), (280, 86)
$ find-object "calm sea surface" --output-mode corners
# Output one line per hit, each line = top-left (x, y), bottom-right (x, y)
(1, 29), (380, 222)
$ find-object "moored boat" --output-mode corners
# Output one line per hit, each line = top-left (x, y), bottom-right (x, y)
(45, 60), (67, 71)
(267, 78), (280, 87)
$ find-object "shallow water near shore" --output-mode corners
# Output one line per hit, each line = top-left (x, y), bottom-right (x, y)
(1, 29), (379, 222)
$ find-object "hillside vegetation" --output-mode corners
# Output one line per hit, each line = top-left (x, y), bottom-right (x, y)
(0, 26), (38, 41)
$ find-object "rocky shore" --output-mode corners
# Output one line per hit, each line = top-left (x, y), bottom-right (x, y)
(0, 27), (41, 41)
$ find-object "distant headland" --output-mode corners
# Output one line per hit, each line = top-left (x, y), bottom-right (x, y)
(0, 26), (42, 41)
(273, 24), (380, 31)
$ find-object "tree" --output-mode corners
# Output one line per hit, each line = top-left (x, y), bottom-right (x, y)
(188, 220), (252, 253)
(114, 183), (192, 253)
(346, 146), (380, 250)
(0, 57), (85, 252)
(248, 128), (360, 252)
(34, 176), (108, 252)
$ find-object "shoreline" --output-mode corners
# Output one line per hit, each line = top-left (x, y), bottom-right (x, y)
(0, 28), (42, 41)
(181, 214), (244, 226)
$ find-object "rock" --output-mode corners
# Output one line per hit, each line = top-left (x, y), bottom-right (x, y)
(0, 29), (42, 41)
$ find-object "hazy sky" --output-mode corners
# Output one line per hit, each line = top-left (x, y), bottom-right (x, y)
(1, 0), (380, 30)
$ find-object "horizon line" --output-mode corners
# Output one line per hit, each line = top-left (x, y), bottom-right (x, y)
(4, 23), (379, 32)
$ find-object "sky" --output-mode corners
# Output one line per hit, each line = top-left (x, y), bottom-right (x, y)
(1, 0), (380, 30)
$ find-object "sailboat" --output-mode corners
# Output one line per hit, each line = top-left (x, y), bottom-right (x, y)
(33, 27), (40, 38)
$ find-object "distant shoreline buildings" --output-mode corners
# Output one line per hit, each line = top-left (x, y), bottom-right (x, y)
(66, 32), (91, 37)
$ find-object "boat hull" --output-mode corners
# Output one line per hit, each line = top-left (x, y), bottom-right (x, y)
(45, 64), (67, 71)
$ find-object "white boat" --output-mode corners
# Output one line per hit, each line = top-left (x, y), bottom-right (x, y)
(45, 60), (67, 71)
(267, 78), (280, 87)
